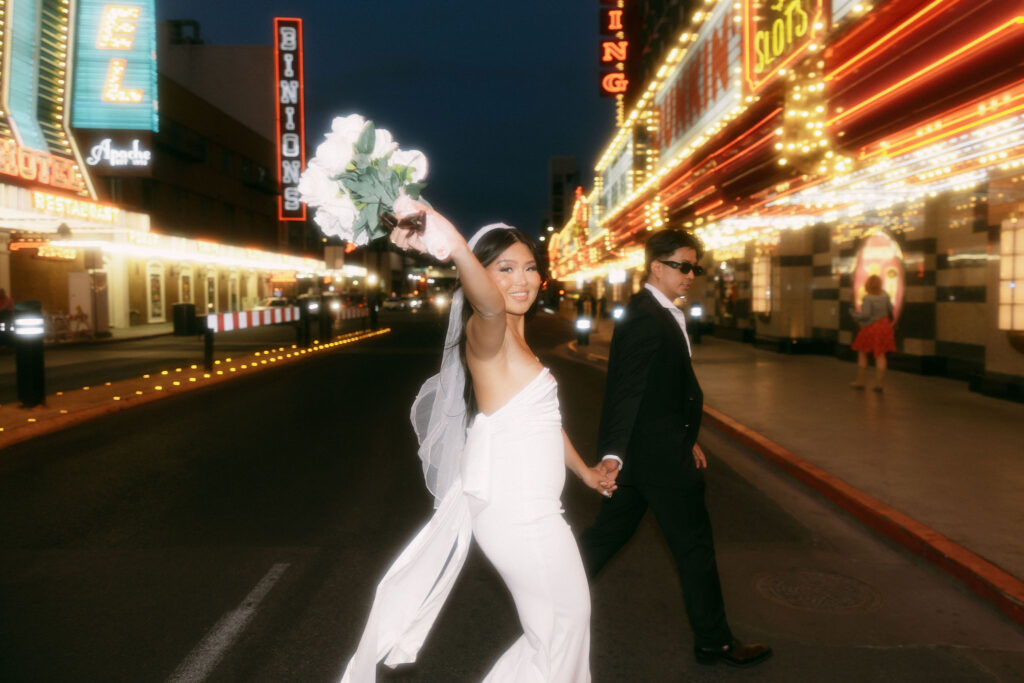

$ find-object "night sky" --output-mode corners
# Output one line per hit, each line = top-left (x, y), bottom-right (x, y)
(155, 1), (617, 239)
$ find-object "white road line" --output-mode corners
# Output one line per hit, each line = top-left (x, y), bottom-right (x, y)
(166, 562), (290, 683)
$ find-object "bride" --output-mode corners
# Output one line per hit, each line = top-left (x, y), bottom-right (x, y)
(339, 199), (616, 682)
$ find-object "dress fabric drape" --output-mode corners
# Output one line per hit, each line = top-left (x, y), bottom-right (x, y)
(340, 368), (591, 683)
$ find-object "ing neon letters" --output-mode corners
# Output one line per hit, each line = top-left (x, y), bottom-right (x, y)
(601, 41), (629, 63)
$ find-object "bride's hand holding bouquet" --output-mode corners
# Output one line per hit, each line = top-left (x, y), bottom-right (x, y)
(298, 113), (460, 261)
(390, 193), (467, 263)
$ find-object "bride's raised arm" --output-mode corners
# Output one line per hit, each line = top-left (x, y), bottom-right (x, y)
(391, 196), (506, 359)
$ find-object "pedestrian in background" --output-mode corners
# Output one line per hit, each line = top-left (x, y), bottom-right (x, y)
(850, 274), (896, 391)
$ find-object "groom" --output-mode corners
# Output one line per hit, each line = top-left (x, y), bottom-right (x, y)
(581, 228), (771, 668)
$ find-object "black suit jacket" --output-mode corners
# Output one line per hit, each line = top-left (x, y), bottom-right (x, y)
(597, 287), (703, 486)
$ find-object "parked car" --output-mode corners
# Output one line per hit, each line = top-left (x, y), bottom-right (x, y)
(382, 294), (424, 312)
(256, 297), (290, 309)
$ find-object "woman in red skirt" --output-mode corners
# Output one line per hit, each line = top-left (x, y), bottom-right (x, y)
(850, 274), (896, 391)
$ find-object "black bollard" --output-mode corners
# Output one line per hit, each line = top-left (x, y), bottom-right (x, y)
(319, 297), (333, 342)
(575, 316), (592, 346)
(14, 301), (46, 407)
(204, 326), (214, 371)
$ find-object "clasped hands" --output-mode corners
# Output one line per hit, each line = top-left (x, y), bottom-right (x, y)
(583, 459), (621, 498)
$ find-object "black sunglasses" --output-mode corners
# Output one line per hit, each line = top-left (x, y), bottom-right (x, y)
(658, 260), (705, 276)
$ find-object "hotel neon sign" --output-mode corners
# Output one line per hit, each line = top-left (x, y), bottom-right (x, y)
(72, 0), (158, 132)
(1, 140), (88, 193)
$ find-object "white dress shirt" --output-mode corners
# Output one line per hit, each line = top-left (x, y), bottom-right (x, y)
(602, 284), (693, 472)
(643, 282), (692, 357)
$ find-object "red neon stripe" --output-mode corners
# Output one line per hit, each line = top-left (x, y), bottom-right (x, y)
(830, 16), (1024, 126)
(827, 0), (954, 83)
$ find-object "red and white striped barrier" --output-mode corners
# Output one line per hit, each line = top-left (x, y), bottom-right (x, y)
(334, 307), (369, 320)
(206, 306), (301, 333)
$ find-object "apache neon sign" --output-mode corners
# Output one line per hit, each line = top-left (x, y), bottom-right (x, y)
(85, 138), (152, 168)
(274, 17), (307, 221)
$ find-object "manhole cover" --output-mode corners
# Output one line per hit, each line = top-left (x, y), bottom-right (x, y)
(755, 570), (882, 614)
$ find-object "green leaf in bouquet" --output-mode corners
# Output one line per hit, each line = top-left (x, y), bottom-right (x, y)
(360, 202), (380, 233)
(355, 122), (376, 155)
(405, 182), (427, 200)
(353, 152), (372, 171)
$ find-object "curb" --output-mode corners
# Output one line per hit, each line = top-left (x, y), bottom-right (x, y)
(562, 341), (1024, 628)
(701, 406), (1024, 628)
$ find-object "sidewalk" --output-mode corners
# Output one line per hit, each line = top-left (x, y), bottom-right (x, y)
(0, 327), (390, 451)
(566, 317), (1024, 626)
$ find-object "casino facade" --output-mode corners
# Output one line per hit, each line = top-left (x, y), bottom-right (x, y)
(0, 2), (335, 336)
(553, 0), (1024, 398)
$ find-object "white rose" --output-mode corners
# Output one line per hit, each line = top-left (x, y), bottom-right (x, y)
(390, 149), (428, 182)
(330, 114), (367, 143)
(313, 135), (355, 176)
(313, 193), (359, 239)
(297, 164), (337, 207)
(314, 208), (353, 241)
(372, 127), (398, 158)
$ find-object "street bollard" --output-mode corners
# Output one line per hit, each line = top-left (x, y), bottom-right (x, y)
(14, 301), (46, 407)
(320, 297), (334, 341)
(575, 316), (592, 346)
(301, 299), (318, 346)
(204, 324), (214, 371)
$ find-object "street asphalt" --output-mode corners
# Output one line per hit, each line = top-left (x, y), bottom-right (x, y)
(0, 312), (1021, 682)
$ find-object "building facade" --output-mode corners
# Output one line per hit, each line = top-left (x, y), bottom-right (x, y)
(552, 0), (1024, 398)
(0, 3), (341, 338)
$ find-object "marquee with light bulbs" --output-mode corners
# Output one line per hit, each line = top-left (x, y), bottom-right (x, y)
(553, 0), (1024, 293)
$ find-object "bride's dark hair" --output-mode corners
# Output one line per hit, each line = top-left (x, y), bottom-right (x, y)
(451, 227), (548, 418)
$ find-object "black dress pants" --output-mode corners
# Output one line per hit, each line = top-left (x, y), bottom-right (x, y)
(580, 477), (732, 648)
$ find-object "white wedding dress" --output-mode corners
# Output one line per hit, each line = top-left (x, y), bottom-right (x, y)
(340, 367), (591, 682)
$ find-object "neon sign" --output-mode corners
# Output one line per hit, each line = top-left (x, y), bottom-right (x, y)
(653, 0), (741, 158)
(600, 4), (629, 98)
(32, 191), (122, 224)
(0, 140), (87, 193)
(85, 138), (152, 168)
(274, 18), (307, 221)
(73, 1), (159, 131)
(743, 0), (828, 94)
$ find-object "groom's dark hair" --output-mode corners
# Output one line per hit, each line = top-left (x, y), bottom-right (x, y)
(644, 229), (704, 274)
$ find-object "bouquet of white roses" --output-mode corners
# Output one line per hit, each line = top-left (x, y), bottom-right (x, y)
(298, 114), (434, 249)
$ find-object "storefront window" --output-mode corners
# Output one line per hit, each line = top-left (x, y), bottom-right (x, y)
(179, 268), (193, 303)
(752, 256), (771, 314)
(999, 216), (1024, 331)
(206, 273), (217, 313)
(147, 262), (164, 323)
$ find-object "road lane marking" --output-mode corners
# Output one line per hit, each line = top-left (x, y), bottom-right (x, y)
(166, 562), (290, 683)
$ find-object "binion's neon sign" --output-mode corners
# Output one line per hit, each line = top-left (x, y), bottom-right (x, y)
(274, 17), (307, 221)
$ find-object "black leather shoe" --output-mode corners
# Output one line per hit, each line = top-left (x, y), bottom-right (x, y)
(694, 639), (772, 667)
